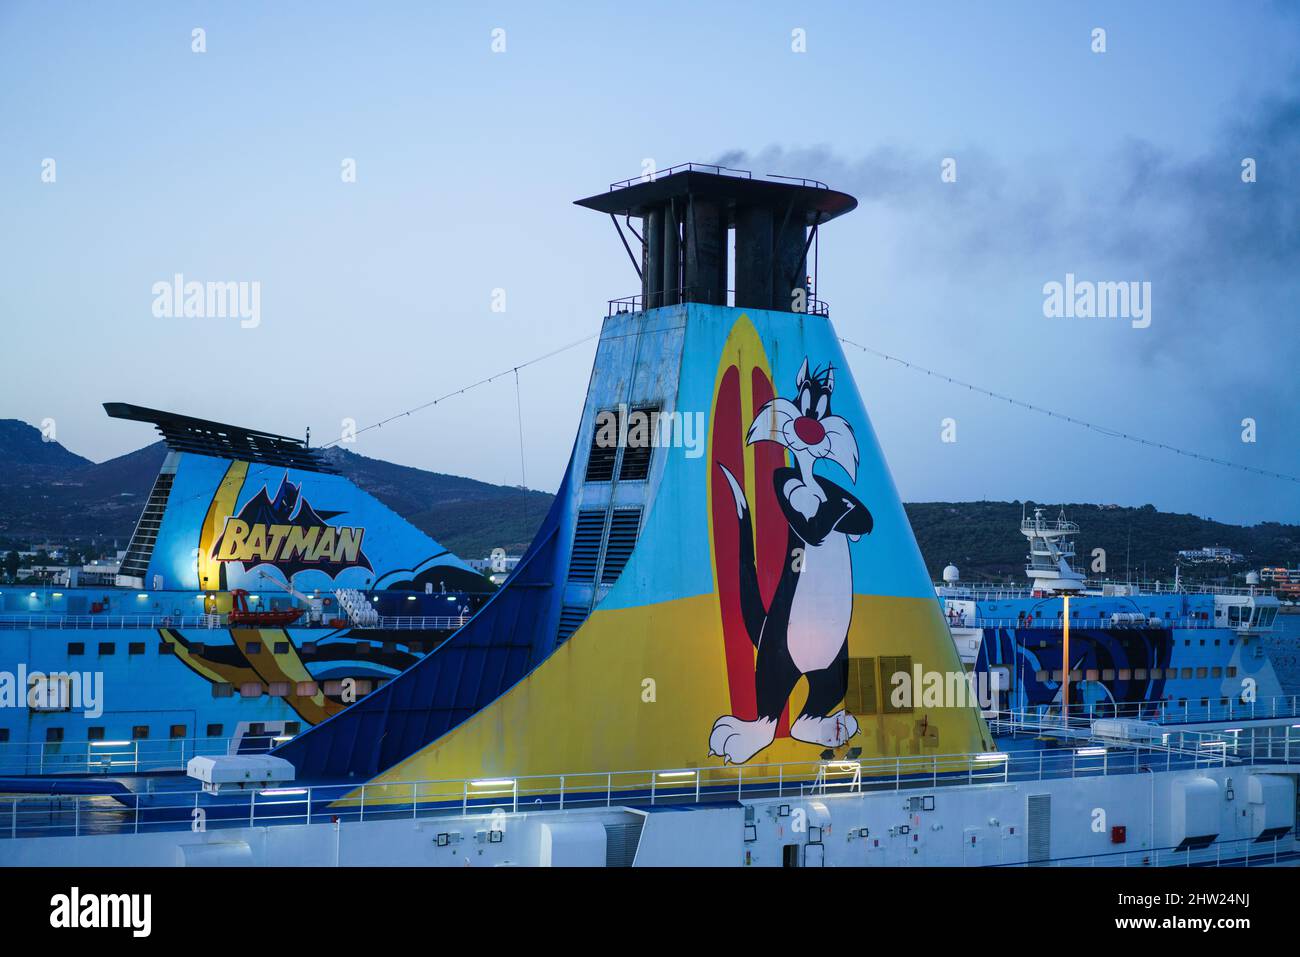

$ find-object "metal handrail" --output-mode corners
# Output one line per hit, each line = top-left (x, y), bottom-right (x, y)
(989, 694), (1300, 728)
(950, 615), (1220, 630)
(608, 162), (752, 190)
(608, 288), (829, 317)
(0, 614), (225, 630)
(372, 615), (469, 631)
(4, 726), (1296, 842)
(0, 734), (282, 777)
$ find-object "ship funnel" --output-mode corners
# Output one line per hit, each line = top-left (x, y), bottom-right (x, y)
(575, 164), (857, 312)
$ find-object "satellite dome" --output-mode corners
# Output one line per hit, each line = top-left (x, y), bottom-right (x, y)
(942, 564), (960, 583)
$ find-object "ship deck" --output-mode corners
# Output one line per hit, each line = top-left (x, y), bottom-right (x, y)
(3, 718), (1296, 844)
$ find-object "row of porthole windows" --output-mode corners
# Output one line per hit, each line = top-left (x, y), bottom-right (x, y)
(29, 720), (305, 744)
(1034, 666), (1238, 682)
(60, 640), (412, 656)
(211, 678), (385, 699)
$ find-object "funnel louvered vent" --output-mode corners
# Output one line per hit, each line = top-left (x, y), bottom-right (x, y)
(568, 509), (606, 582)
(600, 508), (642, 583)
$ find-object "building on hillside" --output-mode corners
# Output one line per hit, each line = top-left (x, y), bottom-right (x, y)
(1177, 545), (1243, 565)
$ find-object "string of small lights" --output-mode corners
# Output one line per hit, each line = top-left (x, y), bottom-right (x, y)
(838, 336), (1299, 485)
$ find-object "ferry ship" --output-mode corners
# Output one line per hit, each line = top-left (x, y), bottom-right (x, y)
(940, 507), (1288, 724)
(0, 404), (490, 774)
(1, 165), (1295, 868)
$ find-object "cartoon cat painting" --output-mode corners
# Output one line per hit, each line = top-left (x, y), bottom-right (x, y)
(711, 358), (872, 764)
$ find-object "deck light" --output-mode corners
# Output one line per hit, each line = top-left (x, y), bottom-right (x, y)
(259, 788), (307, 797)
(1075, 747), (1107, 756)
(656, 771), (696, 779)
(90, 740), (131, 747)
(470, 778), (514, 788)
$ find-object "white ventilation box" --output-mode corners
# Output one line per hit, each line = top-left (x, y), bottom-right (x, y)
(187, 754), (296, 794)
(1090, 718), (1163, 743)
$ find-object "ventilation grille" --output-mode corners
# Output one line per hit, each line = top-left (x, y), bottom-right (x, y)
(584, 410), (619, 483)
(557, 605), (587, 644)
(1027, 794), (1051, 866)
(617, 407), (658, 481)
(845, 656), (879, 716)
(600, 508), (642, 584)
(119, 471), (176, 578)
(879, 655), (913, 714)
(567, 510), (606, 582)
(604, 821), (644, 867)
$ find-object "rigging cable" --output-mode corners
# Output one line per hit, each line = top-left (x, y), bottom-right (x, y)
(838, 337), (1300, 485)
(318, 333), (598, 450)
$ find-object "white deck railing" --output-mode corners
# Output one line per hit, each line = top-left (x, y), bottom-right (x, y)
(4, 725), (1297, 842)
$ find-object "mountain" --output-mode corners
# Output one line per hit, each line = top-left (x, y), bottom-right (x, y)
(904, 501), (1300, 584)
(0, 435), (167, 544)
(0, 426), (551, 561)
(0, 419), (93, 473)
(2, 419), (1298, 580)
(319, 447), (552, 559)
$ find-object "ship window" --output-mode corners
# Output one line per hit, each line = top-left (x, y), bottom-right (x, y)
(1196, 667), (1207, 679)
(1211, 667), (1222, 678)
(212, 683), (233, 698)
(324, 680), (344, 696)
(1101, 669), (1115, 681)
(618, 407), (660, 482)
(601, 508), (642, 583)
(0, 729), (8, 743)
(240, 682), (263, 697)
(246, 641), (262, 654)
(296, 681), (319, 697)
(1117, 669), (1130, 681)
(67, 642), (85, 656)
(302, 642), (316, 655)
(87, 726), (104, 740)
(1181, 668), (1193, 679)
(355, 642), (370, 654)
(248, 723), (266, 736)
(354, 679), (373, 696)
(1134, 668), (1147, 680)
(1051, 670), (1063, 682)
(192, 642), (206, 654)
(880, 656), (913, 713)
(158, 642), (174, 654)
(274, 641), (289, 655)
(132, 725), (149, 740)
(46, 727), (64, 743)
(268, 682), (290, 698)
(284, 722), (300, 734)
(568, 509), (606, 582)
(129, 642), (145, 655)
(1085, 669), (1100, 681)
(170, 725), (186, 739)
(206, 724), (222, 738)
(382, 641), (396, 653)
(1069, 669), (1083, 682)
(98, 642), (115, 655)
(408, 641), (423, 653)
(1035, 669), (1049, 681)
(1198, 639), (1205, 647)
(585, 410), (620, 482)
(846, 657), (879, 715)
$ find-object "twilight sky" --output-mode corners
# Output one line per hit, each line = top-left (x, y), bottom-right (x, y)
(2, 1), (1297, 524)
